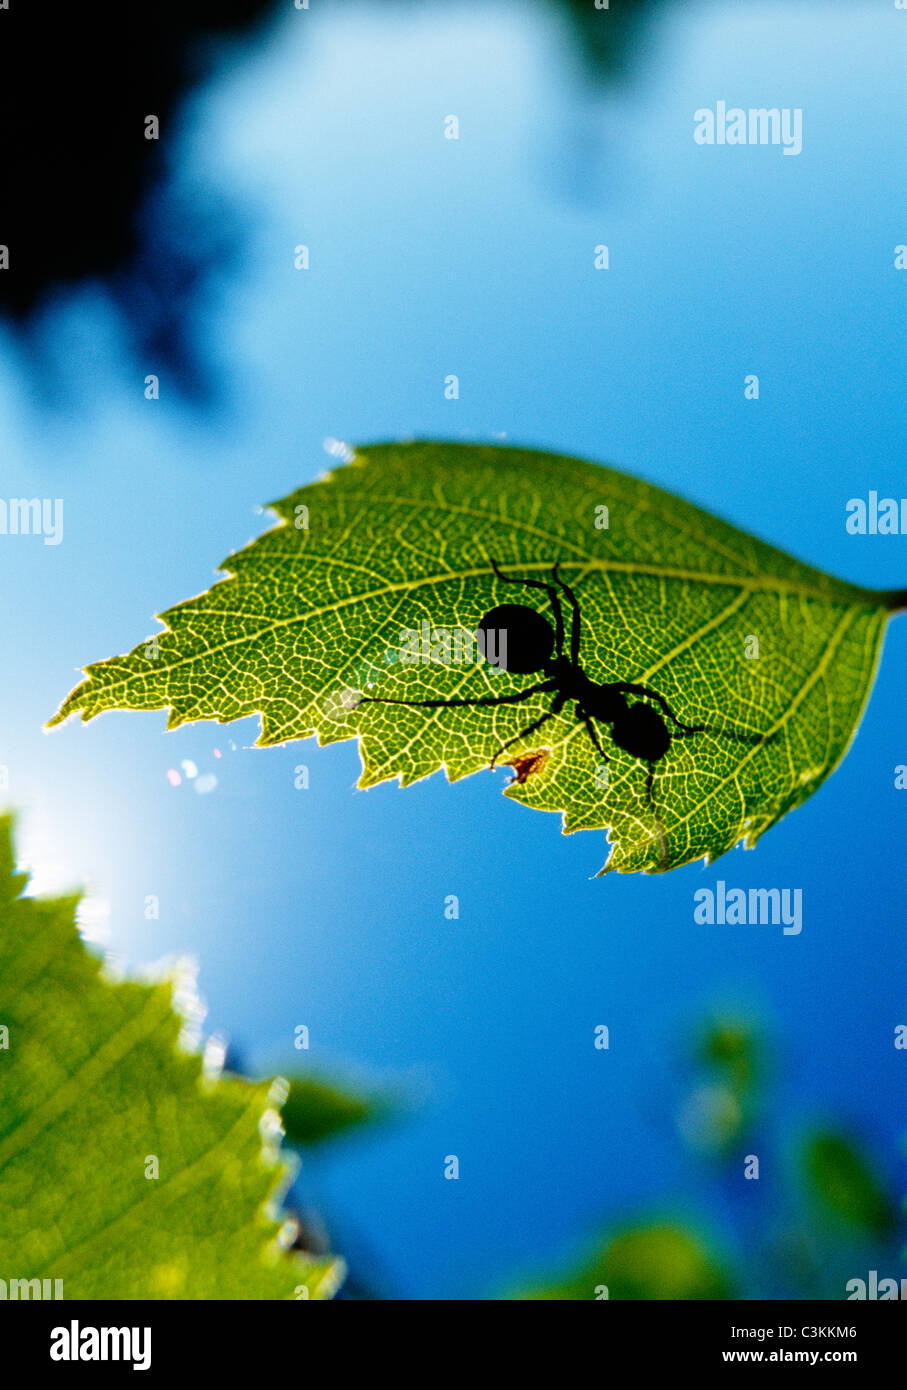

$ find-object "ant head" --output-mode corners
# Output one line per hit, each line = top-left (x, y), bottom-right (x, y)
(476, 603), (554, 675)
(612, 701), (672, 762)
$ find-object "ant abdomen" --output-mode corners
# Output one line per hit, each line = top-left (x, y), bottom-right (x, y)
(611, 701), (672, 762)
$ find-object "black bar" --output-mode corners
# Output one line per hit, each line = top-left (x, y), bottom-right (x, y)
(2, 1298), (904, 1374)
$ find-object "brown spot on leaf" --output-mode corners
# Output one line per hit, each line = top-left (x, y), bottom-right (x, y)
(506, 748), (551, 785)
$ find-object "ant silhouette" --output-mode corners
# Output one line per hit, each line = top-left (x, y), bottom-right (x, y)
(357, 559), (768, 852)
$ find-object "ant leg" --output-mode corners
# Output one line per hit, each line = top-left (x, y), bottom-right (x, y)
(551, 564), (583, 665)
(576, 706), (608, 761)
(613, 681), (707, 734)
(489, 557), (567, 661)
(644, 762), (669, 871)
(490, 696), (565, 769)
(614, 682), (767, 745)
(358, 679), (558, 712)
(673, 725), (767, 747)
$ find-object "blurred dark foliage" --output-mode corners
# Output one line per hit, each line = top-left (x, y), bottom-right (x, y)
(281, 1075), (384, 1147)
(560, 0), (662, 81)
(0, 0), (660, 395)
(0, 0), (274, 391)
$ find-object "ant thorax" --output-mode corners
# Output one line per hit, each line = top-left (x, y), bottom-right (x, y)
(556, 663), (627, 725)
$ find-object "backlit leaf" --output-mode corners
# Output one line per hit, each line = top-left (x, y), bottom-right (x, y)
(0, 816), (344, 1299)
(49, 442), (903, 873)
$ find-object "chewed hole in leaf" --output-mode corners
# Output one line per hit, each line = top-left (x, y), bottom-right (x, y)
(505, 748), (551, 785)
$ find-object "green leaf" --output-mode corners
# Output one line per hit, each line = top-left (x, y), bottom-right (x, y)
(49, 442), (902, 873)
(517, 1222), (735, 1300)
(0, 815), (344, 1299)
(280, 1075), (382, 1147)
(694, 1017), (763, 1097)
(675, 1014), (766, 1157)
(800, 1129), (896, 1237)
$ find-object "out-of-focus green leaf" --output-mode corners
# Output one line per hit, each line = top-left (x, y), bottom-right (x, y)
(518, 1221), (735, 1300)
(696, 1018), (762, 1097)
(678, 1014), (765, 1156)
(677, 1006), (766, 1156)
(677, 1080), (747, 1157)
(281, 1076), (381, 1147)
(800, 1130), (896, 1236)
(0, 815), (344, 1299)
